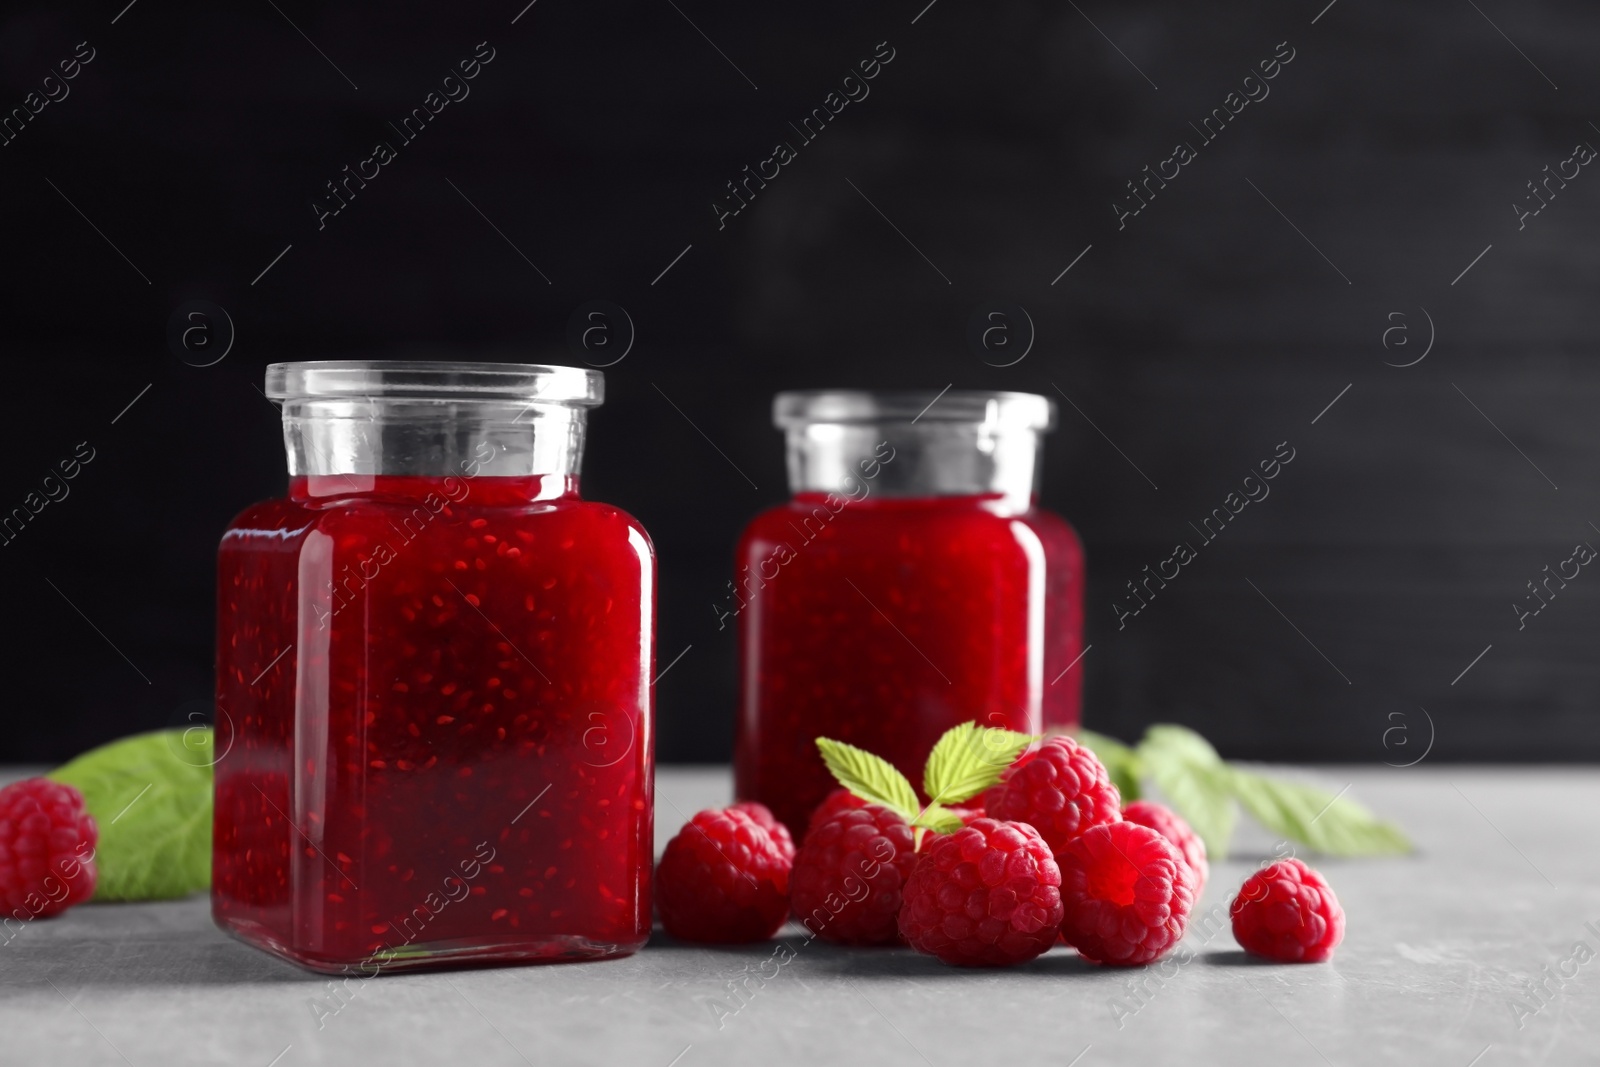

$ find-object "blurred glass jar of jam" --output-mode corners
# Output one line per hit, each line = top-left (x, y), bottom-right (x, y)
(213, 361), (655, 974)
(732, 390), (1084, 834)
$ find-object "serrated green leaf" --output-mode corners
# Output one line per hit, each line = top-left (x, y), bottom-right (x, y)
(1138, 726), (1237, 859)
(816, 738), (919, 822)
(922, 721), (1038, 806)
(912, 804), (965, 834)
(49, 728), (214, 901)
(1072, 727), (1143, 802)
(1142, 724), (1224, 767)
(1227, 767), (1412, 857)
(1145, 759), (1237, 861)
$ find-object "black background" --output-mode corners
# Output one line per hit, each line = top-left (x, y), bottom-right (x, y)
(1, 0), (1596, 764)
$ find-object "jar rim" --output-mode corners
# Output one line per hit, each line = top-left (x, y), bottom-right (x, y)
(265, 361), (604, 405)
(773, 389), (1054, 431)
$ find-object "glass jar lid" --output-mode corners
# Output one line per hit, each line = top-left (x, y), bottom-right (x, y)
(773, 389), (1054, 431)
(267, 361), (602, 481)
(774, 389), (1055, 505)
(266, 360), (603, 406)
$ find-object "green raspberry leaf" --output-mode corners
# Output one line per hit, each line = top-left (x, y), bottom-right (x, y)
(922, 721), (1038, 806)
(911, 804), (965, 834)
(1227, 767), (1412, 857)
(1071, 727), (1143, 802)
(1142, 724), (1225, 768)
(1137, 724), (1237, 860)
(49, 728), (215, 901)
(816, 738), (919, 823)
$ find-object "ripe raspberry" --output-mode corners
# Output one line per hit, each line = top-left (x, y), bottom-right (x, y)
(984, 736), (1121, 855)
(898, 818), (1063, 967)
(657, 807), (790, 943)
(0, 778), (98, 919)
(1122, 800), (1208, 893)
(807, 787), (867, 835)
(731, 800), (795, 865)
(790, 804), (917, 945)
(1058, 821), (1195, 966)
(1230, 857), (1345, 962)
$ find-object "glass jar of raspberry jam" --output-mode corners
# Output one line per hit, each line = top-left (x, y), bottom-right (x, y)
(213, 361), (655, 974)
(733, 390), (1083, 834)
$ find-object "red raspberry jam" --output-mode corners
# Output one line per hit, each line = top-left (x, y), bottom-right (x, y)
(213, 363), (653, 974)
(733, 391), (1084, 835)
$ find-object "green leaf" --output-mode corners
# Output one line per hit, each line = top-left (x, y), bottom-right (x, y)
(1227, 767), (1412, 857)
(816, 738), (919, 823)
(1072, 727), (1143, 802)
(1142, 724), (1225, 767)
(1137, 725), (1238, 860)
(922, 721), (1038, 805)
(49, 728), (214, 901)
(1133, 723), (1414, 860)
(911, 804), (965, 834)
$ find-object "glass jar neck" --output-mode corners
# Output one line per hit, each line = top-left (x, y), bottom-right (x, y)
(281, 397), (589, 482)
(288, 473), (578, 503)
(784, 421), (1044, 511)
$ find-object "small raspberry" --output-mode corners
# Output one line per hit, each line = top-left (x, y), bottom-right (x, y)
(1058, 821), (1195, 966)
(1122, 800), (1208, 893)
(790, 803), (917, 945)
(0, 778), (98, 919)
(1230, 858), (1345, 962)
(806, 788), (867, 835)
(984, 736), (1121, 855)
(898, 819), (1063, 967)
(657, 807), (790, 943)
(731, 800), (795, 865)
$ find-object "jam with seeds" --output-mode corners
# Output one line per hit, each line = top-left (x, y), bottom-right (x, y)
(734, 494), (1082, 834)
(214, 363), (653, 973)
(734, 391), (1083, 835)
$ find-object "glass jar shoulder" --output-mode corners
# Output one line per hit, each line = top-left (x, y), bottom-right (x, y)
(569, 499), (655, 564)
(739, 495), (1057, 566)
(219, 496), (320, 553)
(1013, 505), (1085, 566)
(485, 496), (656, 572)
(225, 489), (651, 559)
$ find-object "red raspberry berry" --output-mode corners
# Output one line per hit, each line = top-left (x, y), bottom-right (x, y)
(790, 804), (917, 945)
(1122, 800), (1208, 893)
(0, 778), (98, 919)
(806, 788), (867, 835)
(1058, 821), (1196, 966)
(898, 818), (1063, 967)
(984, 736), (1121, 855)
(1230, 857), (1345, 962)
(657, 807), (790, 943)
(731, 800), (795, 865)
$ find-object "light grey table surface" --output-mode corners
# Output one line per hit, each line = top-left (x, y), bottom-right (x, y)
(1, 765), (1595, 1067)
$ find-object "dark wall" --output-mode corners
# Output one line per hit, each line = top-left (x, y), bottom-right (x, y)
(1, 0), (1596, 764)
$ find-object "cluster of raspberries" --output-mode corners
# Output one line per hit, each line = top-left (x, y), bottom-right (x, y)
(658, 737), (1344, 967)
